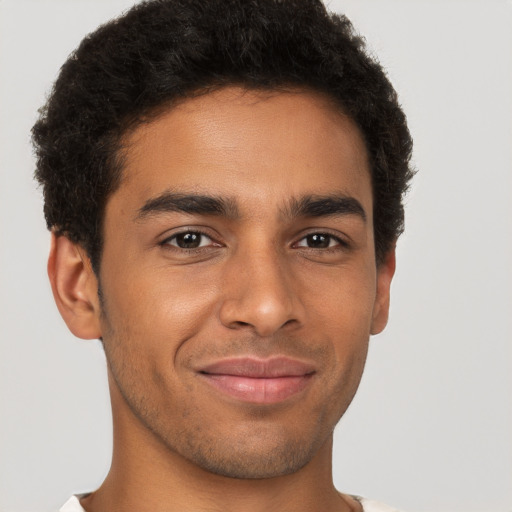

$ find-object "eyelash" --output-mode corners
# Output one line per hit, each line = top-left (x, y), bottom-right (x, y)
(160, 230), (219, 252)
(293, 232), (348, 251)
(160, 230), (349, 253)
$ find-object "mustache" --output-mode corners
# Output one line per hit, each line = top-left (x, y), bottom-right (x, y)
(180, 333), (334, 366)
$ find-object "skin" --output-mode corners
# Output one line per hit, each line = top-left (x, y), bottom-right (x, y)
(49, 87), (395, 512)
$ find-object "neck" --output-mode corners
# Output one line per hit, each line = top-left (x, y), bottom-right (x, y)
(81, 373), (359, 512)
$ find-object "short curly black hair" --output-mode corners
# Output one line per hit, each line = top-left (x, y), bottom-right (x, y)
(32, 0), (414, 273)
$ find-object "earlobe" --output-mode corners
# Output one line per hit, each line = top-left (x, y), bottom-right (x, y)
(370, 247), (396, 335)
(48, 232), (102, 340)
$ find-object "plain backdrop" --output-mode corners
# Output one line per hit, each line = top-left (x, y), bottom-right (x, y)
(1, 1), (511, 511)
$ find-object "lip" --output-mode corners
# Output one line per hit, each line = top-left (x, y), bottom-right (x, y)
(197, 357), (316, 404)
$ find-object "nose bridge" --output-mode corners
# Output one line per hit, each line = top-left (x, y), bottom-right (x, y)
(219, 237), (300, 336)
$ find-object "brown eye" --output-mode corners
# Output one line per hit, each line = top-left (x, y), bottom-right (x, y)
(297, 233), (339, 249)
(168, 232), (212, 249)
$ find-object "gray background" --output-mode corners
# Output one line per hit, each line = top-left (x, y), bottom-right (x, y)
(1, 1), (511, 511)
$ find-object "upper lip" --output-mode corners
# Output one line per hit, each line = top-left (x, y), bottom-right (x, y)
(197, 357), (316, 378)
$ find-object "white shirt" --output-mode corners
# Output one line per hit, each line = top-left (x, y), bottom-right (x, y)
(59, 494), (402, 512)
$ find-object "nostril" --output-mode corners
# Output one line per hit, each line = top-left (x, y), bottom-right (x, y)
(223, 319), (253, 330)
(233, 321), (251, 328)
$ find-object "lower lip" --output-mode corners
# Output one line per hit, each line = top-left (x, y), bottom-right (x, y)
(200, 374), (313, 404)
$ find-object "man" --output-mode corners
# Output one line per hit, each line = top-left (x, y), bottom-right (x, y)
(32, 0), (413, 511)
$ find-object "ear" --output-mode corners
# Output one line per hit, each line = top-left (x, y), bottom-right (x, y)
(48, 232), (102, 339)
(370, 247), (396, 335)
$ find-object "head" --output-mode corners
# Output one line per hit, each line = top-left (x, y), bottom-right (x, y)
(33, 0), (413, 275)
(33, 0), (413, 481)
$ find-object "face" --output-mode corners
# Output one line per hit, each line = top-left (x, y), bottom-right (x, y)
(92, 87), (393, 478)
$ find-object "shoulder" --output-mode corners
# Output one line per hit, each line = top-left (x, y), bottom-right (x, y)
(58, 495), (87, 512)
(358, 496), (404, 512)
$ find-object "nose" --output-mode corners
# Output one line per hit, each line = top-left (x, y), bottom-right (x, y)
(219, 245), (303, 337)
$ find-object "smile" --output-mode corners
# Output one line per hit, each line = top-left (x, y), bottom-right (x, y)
(197, 357), (316, 404)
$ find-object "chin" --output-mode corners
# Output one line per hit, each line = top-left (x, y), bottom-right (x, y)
(167, 423), (326, 480)
(187, 445), (313, 480)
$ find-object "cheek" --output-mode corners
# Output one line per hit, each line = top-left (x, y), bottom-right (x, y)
(101, 262), (222, 349)
(298, 264), (375, 385)
(301, 264), (377, 334)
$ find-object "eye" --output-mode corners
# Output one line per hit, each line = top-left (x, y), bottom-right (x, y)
(166, 231), (214, 249)
(295, 233), (343, 249)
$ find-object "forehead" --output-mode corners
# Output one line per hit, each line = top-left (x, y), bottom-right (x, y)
(114, 87), (372, 215)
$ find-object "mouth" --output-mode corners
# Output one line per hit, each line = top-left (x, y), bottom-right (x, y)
(197, 357), (316, 404)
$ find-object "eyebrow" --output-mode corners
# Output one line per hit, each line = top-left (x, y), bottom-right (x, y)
(284, 194), (367, 222)
(136, 190), (366, 223)
(136, 191), (240, 220)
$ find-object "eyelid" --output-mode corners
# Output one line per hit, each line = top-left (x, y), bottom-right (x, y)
(157, 227), (351, 252)
(292, 230), (350, 249)
(159, 227), (222, 248)
(169, 232), (211, 247)
(295, 235), (341, 248)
